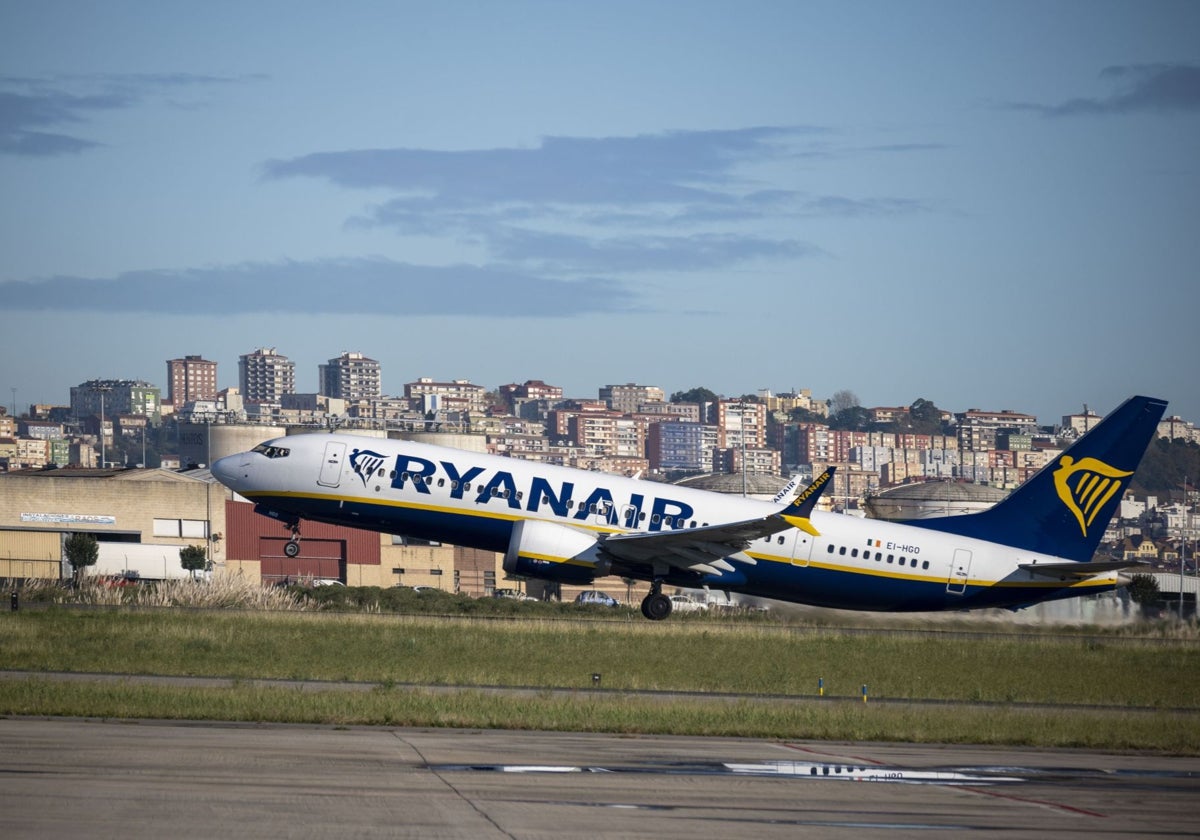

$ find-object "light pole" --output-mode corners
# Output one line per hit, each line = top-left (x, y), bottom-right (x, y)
(1182, 476), (1189, 619)
(93, 384), (111, 469)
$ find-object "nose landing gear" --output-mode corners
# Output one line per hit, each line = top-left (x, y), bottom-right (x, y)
(283, 521), (302, 557)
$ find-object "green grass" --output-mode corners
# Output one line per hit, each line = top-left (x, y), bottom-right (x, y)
(3, 607), (1199, 751)
(4, 609), (1198, 705)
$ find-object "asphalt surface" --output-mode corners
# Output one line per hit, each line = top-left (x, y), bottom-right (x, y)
(2, 717), (1198, 839)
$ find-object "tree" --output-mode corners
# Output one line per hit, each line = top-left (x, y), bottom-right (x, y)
(828, 405), (872, 431)
(828, 389), (859, 416)
(788, 406), (825, 424)
(179, 544), (208, 579)
(1126, 574), (1161, 617)
(908, 398), (946, 435)
(670, 387), (718, 404)
(64, 533), (99, 584)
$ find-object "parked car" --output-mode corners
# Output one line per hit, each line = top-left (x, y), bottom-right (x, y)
(574, 590), (620, 607)
(492, 588), (533, 600)
(668, 594), (706, 613)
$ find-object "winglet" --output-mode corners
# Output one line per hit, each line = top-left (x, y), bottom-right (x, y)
(780, 466), (836, 536)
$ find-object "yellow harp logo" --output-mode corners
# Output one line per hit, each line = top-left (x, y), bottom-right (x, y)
(1052, 455), (1132, 537)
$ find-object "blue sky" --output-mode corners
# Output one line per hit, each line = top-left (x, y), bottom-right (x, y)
(2, 1), (1198, 425)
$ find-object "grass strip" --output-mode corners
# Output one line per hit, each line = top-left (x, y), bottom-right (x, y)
(4, 609), (1198, 707)
(3, 677), (1196, 753)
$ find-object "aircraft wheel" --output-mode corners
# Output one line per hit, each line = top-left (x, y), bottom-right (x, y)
(641, 593), (673, 621)
(284, 540), (300, 558)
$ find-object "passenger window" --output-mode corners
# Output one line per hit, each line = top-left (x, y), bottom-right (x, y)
(851, 549), (859, 558)
(839, 546), (847, 556)
(875, 552), (882, 561)
(922, 561), (929, 570)
(886, 554), (893, 563)
(827, 545), (835, 554)
(777, 536), (784, 545)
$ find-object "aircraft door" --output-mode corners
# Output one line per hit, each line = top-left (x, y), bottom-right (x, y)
(790, 532), (814, 567)
(946, 548), (972, 595)
(591, 500), (616, 528)
(317, 441), (347, 487)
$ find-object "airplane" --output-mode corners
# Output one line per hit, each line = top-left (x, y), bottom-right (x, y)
(210, 395), (1167, 619)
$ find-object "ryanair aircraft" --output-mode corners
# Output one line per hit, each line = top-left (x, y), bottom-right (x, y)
(211, 395), (1166, 619)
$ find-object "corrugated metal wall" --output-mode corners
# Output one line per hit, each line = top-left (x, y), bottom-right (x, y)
(0, 530), (63, 579)
(225, 500), (379, 583)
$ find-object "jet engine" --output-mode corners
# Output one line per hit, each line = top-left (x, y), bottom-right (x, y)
(503, 519), (611, 585)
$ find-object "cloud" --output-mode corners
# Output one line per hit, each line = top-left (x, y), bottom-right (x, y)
(263, 127), (812, 203)
(267, 128), (928, 274)
(1007, 63), (1200, 117)
(0, 74), (264, 156)
(0, 257), (642, 317)
(490, 230), (821, 273)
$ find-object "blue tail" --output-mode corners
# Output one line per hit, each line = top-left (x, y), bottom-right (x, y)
(912, 396), (1167, 561)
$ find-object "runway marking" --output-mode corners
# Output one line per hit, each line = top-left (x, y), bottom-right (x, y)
(431, 761), (1022, 785)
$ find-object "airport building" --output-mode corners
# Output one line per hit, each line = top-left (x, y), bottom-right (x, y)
(0, 429), (507, 593)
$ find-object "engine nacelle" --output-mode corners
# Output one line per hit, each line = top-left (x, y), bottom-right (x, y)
(503, 519), (611, 585)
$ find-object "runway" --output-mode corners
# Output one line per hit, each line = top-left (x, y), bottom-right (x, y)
(2, 718), (1198, 839)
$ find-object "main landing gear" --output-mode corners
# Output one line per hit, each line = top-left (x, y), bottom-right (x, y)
(640, 579), (673, 621)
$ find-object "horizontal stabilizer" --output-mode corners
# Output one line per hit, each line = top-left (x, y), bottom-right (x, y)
(1019, 559), (1149, 579)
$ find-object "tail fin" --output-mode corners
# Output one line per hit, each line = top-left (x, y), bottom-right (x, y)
(914, 396), (1167, 561)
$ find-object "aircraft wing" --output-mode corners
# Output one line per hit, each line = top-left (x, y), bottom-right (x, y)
(1019, 559), (1150, 579)
(599, 467), (835, 577)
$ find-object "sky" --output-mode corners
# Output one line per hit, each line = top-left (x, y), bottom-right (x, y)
(2, 1), (1198, 425)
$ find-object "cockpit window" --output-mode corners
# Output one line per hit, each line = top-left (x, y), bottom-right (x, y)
(251, 443), (290, 458)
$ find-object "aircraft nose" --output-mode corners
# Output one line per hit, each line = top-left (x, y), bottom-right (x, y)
(211, 452), (250, 491)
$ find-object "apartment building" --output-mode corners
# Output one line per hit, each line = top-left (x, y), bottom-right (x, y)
(166, 355), (218, 405)
(238, 348), (295, 405)
(716, 400), (766, 450)
(70, 379), (162, 423)
(599, 383), (665, 414)
(319, 351), (382, 402)
(404, 377), (488, 414)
